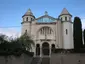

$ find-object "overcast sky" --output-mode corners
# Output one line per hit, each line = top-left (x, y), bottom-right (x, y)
(0, 0), (85, 37)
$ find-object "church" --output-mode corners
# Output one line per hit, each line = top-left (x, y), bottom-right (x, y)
(21, 8), (73, 57)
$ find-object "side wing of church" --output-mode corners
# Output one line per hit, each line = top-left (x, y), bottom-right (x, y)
(21, 8), (73, 57)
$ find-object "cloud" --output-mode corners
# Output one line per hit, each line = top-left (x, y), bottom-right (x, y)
(81, 18), (85, 30)
(0, 28), (21, 38)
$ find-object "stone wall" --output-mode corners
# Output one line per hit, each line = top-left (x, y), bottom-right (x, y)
(50, 53), (85, 64)
(0, 53), (33, 64)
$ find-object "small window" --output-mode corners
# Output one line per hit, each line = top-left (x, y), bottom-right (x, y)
(61, 17), (62, 21)
(23, 18), (25, 21)
(31, 18), (32, 21)
(65, 17), (67, 21)
(25, 30), (27, 34)
(69, 17), (71, 21)
(66, 29), (68, 35)
(26, 17), (28, 21)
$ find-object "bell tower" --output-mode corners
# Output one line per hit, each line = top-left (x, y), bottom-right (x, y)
(59, 8), (73, 49)
(59, 8), (72, 21)
(21, 9), (35, 35)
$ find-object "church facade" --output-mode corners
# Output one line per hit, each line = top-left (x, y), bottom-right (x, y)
(21, 8), (73, 57)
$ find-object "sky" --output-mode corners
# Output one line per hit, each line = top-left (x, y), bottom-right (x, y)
(0, 0), (85, 37)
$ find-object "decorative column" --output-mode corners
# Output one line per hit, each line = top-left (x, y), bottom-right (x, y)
(34, 44), (36, 57)
(40, 43), (42, 57)
(49, 44), (51, 57)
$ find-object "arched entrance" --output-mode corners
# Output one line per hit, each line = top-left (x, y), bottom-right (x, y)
(42, 42), (49, 55)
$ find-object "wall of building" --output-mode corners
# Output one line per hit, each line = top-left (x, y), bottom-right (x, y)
(56, 20), (63, 48)
(0, 53), (33, 64)
(62, 22), (73, 49)
(51, 53), (85, 64)
(31, 21), (56, 40)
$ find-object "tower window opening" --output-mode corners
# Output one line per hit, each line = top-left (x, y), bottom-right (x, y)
(69, 17), (71, 21)
(65, 17), (67, 21)
(23, 18), (25, 21)
(31, 18), (33, 21)
(66, 29), (68, 35)
(26, 17), (28, 21)
(25, 29), (27, 34)
(61, 17), (62, 21)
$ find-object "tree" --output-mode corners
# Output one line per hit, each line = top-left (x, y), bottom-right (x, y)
(0, 33), (34, 52)
(83, 29), (85, 47)
(0, 34), (9, 51)
(9, 32), (34, 51)
(73, 17), (83, 52)
(0, 34), (8, 43)
(18, 33), (34, 51)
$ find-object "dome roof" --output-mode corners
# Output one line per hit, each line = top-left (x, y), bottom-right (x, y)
(22, 9), (34, 17)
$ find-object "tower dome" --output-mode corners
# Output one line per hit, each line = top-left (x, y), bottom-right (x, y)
(59, 8), (72, 21)
(22, 8), (35, 17)
(59, 8), (72, 17)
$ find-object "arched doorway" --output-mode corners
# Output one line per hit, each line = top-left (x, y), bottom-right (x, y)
(36, 44), (40, 56)
(42, 42), (49, 55)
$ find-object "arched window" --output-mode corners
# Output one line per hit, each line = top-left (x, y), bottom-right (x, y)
(23, 18), (25, 21)
(40, 27), (53, 35)
(69, 17), (71, 21)
(66, 29), (68, 35)
(25, 30), (27, 34)
(31, 18), (33, 21)
(61, 17), (62, 21)
(26, 17), (28, 21)
(65, 17), (67, 21)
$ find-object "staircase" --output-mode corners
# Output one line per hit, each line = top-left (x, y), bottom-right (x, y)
(31, 57), (41, 64)
(41, 57), (50, 64)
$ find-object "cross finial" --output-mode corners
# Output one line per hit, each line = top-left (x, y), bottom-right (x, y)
(45, 11), (48, 15)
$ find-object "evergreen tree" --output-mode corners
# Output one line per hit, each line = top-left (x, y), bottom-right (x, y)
(73, 17), (83, 52)
(83, 29), (85, 47)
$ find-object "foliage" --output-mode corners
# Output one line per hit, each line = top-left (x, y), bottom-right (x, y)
(73, 17), (83, 52)
(83, 29), (85, 47)
(0, 33), (34, 56)
(0, 34), (8, 43)
(18, 33), (34, 51)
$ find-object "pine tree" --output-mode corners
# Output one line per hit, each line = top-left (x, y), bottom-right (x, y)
(83, 29), (85, 47)
(73, 17), (83, 52)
